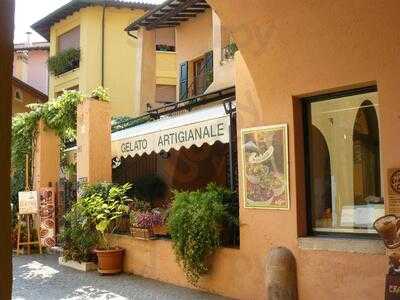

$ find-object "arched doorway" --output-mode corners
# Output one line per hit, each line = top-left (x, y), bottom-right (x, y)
(353, 100), (381, 205)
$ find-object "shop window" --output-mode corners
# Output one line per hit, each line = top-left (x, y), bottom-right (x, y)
(58, 26), (80, 52)
(304, 86), (383, 235)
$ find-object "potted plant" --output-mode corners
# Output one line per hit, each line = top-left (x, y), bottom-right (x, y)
(90, 86), (110, 102)
(58, 200), (99, 271)
(129, 208), (163, 240)
(78, 182), (131, 274)
(133, 174), (169, 236)
(167, 183), (236, 285)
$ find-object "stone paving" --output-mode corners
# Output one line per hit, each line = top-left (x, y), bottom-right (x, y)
(12, 254), (228, 300)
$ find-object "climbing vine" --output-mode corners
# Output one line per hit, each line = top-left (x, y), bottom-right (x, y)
(11, 87), (110, 186)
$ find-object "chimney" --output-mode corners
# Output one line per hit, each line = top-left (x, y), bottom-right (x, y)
(25, 31), (32, 47)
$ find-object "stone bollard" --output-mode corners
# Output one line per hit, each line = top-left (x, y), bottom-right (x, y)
(266, 247), (298, 300)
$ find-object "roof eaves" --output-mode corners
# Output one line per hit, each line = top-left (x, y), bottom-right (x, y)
(12, 77), (48, 102)
(31, 0), (156, 41)
(125, 0), (210, 32)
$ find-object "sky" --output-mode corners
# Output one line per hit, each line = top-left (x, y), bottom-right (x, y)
(14, 0), (164, 44)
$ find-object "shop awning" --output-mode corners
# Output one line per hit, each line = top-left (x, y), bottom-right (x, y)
(111, 104), (230, 158)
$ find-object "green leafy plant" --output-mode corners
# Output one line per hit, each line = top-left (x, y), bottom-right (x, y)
(90, 86), (110, 102)
(59, 201), (100, 262)
(167, 183), (235, 285)
(47, 48), (80, 76)
(11, 87), (107, 188)
(80, 182), (114, 200)
(11, 90), (83, 174)
(78, 182), (132, 249)
(222, 41), (238, 61)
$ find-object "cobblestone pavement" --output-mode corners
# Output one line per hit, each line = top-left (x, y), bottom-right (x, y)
(12, 254), (228, 300)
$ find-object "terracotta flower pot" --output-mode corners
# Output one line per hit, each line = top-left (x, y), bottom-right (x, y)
(130, 227), (155, 240)
(95, 247), (124, 275)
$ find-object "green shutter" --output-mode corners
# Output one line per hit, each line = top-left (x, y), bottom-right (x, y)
(179, 61), (188, 100)
(204, 51), (213, 88)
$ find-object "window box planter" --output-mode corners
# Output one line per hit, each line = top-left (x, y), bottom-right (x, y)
(153, 224), (168, 236)
(130, 227), (155, 240)
(48, 48), (80, 76)
(58, 256), (97, 272)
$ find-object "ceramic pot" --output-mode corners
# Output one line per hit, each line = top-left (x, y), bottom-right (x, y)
(95, 247), (124, 274)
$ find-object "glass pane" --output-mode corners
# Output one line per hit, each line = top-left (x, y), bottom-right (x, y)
(307, 90), (383, 234)
(58, 26), (80, 52)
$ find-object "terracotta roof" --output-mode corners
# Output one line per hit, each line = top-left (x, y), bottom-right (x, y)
(14, 42), (50, 51)
(125, 0), (209, 31)
(12, 77), (48, 102)
(31, 0), (157, 40)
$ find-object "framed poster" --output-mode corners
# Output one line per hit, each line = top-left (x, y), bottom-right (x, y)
(18, 191), (39, 214)
(241, 124), (289, 210)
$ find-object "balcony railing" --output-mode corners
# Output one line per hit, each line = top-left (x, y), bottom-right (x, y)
(156, 44), (175, 52)
(47, 48), (80, 76)
(187, 70), (213, 98)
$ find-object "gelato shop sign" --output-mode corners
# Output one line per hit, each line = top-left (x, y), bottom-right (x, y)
(113, 116), (230, 158)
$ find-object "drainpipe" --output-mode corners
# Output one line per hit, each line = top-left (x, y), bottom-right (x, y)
(101, 2), (106, 86)
(127, 31), (138, 39)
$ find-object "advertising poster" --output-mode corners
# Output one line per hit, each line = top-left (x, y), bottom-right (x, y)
(241, 124), (289, 210)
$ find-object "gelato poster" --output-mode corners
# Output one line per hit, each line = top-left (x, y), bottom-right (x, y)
(241, 124), (289, 210)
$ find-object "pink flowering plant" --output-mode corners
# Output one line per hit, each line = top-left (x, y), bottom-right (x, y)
(130, 209), (163, 229)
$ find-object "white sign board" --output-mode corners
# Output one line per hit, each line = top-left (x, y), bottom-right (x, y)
(18, 191), (39, 214)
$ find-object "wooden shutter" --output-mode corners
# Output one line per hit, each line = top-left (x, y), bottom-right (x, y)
(179, 61), (188, 100)
(204, 51), (214, 88)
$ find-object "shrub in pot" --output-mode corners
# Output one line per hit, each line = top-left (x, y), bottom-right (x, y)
(59, 200), (100, 263)
(79, 182), (132, 274)
(129, 207), (163, 240)
(167, 183), (236, 285)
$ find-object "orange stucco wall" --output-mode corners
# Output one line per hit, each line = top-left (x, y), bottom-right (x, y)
(175, 9), (212, 66)
(11, 83), (45, 115)
(109, 1), (400, 299)
(175, 8), (213, 96)
(207, 0), (399, 299)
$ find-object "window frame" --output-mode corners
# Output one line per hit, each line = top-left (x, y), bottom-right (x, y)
(302, 85), (380, 238)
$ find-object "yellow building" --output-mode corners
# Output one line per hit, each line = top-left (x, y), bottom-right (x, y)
(32, 0), (177, 117)
(126, 0), (236, 112)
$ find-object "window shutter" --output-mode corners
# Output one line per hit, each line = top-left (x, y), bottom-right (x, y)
(204, 51), (213, 88)
(179, 61), (188, 100)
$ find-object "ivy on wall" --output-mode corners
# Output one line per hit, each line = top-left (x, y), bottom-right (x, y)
(11, 87), (110, 187)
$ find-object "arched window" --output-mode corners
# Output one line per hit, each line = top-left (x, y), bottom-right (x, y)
(304, 86), (383, 234)
(353, 100), (381, 204)
(311, 125), (332, 227)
